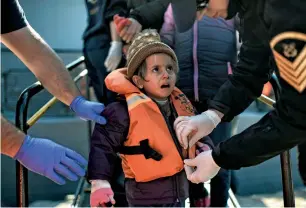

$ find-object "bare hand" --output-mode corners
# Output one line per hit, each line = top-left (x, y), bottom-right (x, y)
(119, 18), (142, 43)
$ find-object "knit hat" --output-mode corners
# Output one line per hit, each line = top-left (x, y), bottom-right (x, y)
(126, 29), (179, 79)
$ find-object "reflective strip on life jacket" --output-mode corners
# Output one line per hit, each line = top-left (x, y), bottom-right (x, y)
(126, 93), (151, 110)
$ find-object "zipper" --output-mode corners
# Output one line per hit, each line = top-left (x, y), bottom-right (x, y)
(155, 100), (184, 203)
(155, 100), (185, 160)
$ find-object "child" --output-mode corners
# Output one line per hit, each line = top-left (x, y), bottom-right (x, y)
(88, 29), (213, 207)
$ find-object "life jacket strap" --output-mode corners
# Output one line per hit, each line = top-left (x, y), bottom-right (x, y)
(118, 139), (163, 161)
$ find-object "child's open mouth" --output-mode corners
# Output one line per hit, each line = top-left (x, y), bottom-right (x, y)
(161, 84), (170, 88)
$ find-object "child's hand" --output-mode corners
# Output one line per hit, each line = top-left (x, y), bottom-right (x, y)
(196, 142), (211, 155)
(90, 180), (115, 207)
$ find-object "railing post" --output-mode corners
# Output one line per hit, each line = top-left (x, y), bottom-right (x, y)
(15, 92), (30, 207)
(270, 75), (295, 207)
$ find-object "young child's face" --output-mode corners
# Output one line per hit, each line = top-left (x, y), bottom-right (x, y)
(134, 53), (177, 100)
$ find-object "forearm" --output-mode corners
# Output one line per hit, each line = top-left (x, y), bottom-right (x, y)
(1, 26), (80, 105)
(212, 110), (306, 169)
(1, 116), (25, 158)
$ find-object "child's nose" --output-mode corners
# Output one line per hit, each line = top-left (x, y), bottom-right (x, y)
(162, 69), (170, 79)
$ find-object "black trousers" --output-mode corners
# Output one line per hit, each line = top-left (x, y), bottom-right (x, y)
(83, 46), (125, 105)
(298, 142), (306, 186)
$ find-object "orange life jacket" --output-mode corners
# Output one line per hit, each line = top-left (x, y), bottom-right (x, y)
(105, 68), (196, 182)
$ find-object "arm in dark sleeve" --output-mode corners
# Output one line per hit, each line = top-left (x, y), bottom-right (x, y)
(87, 102), (129, 181)
(104, 0), (128, 24)
(208, 32), (273, 122)
(1, 0), (27, 34)
(212, 107), (306, 169)
(129, 0), (171, 30)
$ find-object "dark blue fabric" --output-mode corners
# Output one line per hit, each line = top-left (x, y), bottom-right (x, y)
(174, 16), (237, 102)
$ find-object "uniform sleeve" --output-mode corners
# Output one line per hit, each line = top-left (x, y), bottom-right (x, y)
(208, 31), (273, 122)
(87, 102), (129, 181)
(104, 0), (128, 24)
(129, 0), (170, 30)
(1, 0), (27, 34)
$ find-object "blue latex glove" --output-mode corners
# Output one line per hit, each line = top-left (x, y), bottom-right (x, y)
(14, 135), (87, 185)
(70, 96), (106, 125)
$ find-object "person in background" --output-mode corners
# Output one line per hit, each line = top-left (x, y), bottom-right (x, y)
(160, 4), (238, 206)
(83, 0), (127, 104)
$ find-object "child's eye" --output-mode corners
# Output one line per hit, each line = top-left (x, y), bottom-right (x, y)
(152, 67), (159, 72)
(167, 66), (173, 71)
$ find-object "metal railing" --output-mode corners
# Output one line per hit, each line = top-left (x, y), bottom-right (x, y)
(14, 56), (87, 207)
(14, 58), (294, 207)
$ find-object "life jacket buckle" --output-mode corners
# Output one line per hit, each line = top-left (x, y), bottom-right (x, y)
(140, 139), (163, 161)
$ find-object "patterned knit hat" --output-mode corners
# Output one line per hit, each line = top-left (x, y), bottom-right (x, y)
(126, 29), (179, 78)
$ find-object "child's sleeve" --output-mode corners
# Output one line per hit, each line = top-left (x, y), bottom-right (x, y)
(87, 102), (129, 182)
(197, 136), (215, 152)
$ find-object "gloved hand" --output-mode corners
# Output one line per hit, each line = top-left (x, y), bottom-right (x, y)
(184, 150), (220, 184)
(104, 41), (123, 72)
(14, 135), (87, 185)
(174, 110), (222, 149)
(184, 142), (211, 178)
(90, 180), (115, 207)
(70, 96), (106, 125)
(113, 15), (142, 43)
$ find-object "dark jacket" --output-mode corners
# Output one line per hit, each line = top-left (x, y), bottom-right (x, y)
(209, 0), (306, 169)
(129, 0), (170, 31)
(88, 100), (214, 205)
(83, 0), (128, 49)
(160, 5), (237, 104)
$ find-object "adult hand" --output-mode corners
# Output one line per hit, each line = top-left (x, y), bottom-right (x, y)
(104, 41), (123, 72)
(120, 18), (142, 43)
(113, 15), (142, 43)
(90, 180), (115, 207)
(197, 0), (229, 20)
(184, 150), (220, 184)
(114, 15), (131, 34)
(14, 135), (87, 185)
(174, 110), (222, 149)
(70, 96), (106, 125)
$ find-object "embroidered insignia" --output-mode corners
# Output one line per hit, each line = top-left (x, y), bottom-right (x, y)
(177, 94), (195, 114)
(270, 32), (306, 93)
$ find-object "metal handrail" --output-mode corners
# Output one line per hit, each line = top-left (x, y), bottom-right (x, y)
(256, 75), (295, 207)
(15, 56), (86, 207)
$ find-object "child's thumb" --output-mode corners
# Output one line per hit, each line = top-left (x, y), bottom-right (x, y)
(109, 194), (116, 205)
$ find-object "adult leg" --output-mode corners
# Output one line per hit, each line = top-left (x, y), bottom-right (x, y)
(209, 122), (232, 207)
(298, 142), (306, 186)
(83, 47), (117, 104)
